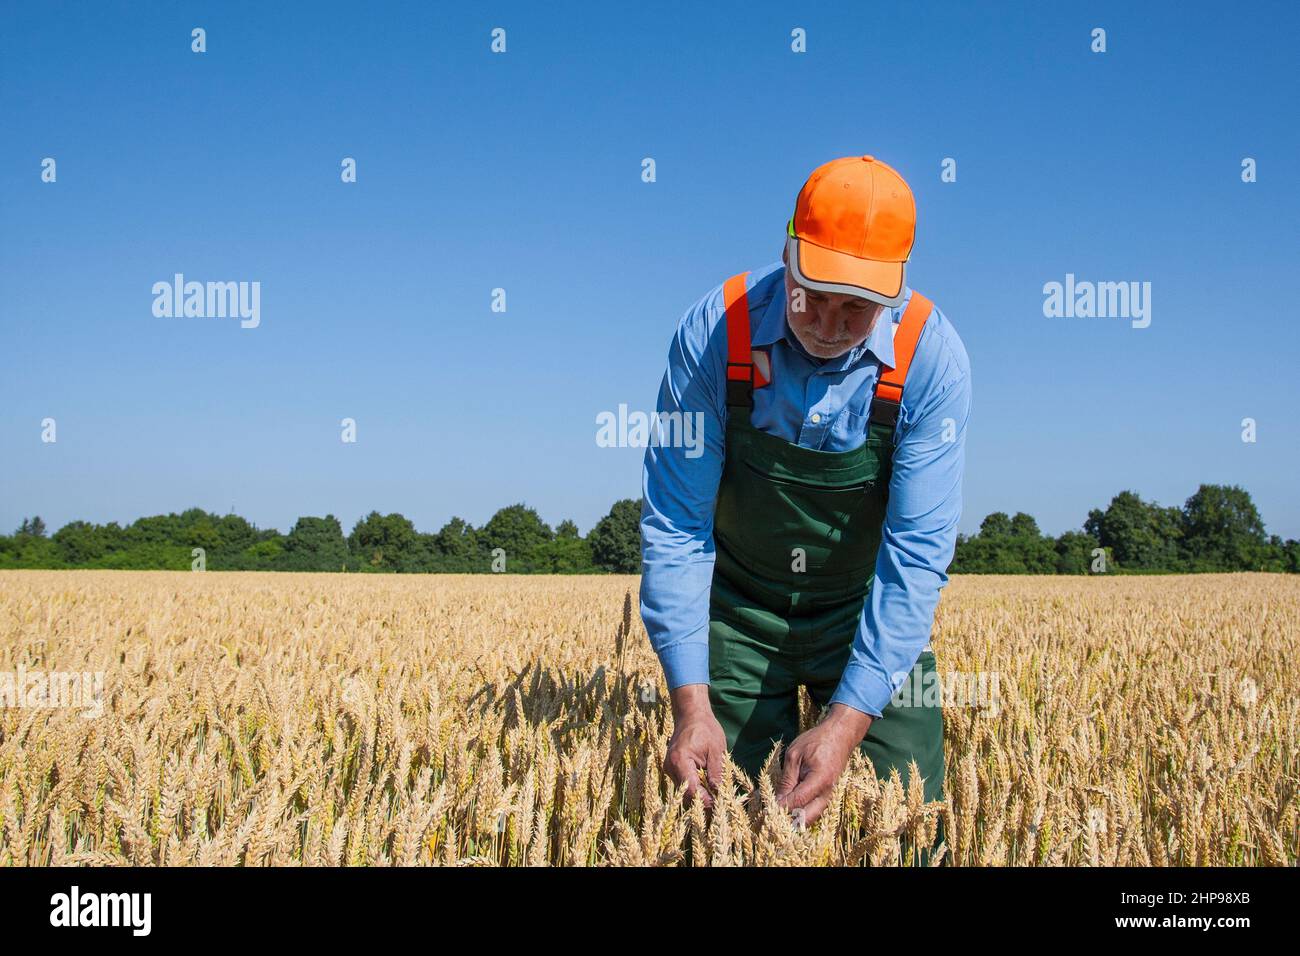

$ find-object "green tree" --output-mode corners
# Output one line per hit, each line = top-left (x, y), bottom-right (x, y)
(281, 515), (348, 570)
(532, 535), (595, 573)
(1260, 535), (1295, 573)
(1282, 539), (1300, 573)
(1054, 530), (1101, 574)
(1008, 514), (1056, 573)
(96, 542), (190, 570)
(1009, 512), (1041, 539)
(188, 518), (222, 554)
(951, 511), (1055, 573)
(979, 512), (1012, 538)
(53, 520), (110, 564)
(245, 538), (285, 566)
(433, 517), (480, 572)
(1084, 491), (1182, 571)
(0, 531), (60, 567)
(589, 499), (642, 574)
(348, 511), (417, 569)
(480, 504), (553, 572)
(16, 516), (47, 537)
(1179, 484), (1269, 571)
(213, 513), (259, 554)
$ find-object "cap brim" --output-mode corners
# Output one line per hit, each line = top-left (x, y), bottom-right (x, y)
(787, 235), (906, 308)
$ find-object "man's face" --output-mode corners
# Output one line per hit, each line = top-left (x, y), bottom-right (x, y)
(782, 248), (884, 359)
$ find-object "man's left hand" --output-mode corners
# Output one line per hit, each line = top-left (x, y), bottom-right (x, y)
(775, 704), (873, 826)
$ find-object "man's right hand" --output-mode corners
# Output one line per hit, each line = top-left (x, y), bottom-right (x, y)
(663, 684), (727, 808)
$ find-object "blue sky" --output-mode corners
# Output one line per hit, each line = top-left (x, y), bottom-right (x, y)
(2, 0), (1297, 540)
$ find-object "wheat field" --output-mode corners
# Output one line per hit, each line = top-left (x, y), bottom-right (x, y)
(0, 570), (1295, 866)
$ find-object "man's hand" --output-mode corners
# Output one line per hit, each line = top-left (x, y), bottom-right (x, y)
(663, 684), (727, 808)
(776, 704), (873, 826)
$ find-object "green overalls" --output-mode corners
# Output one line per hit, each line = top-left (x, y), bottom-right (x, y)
(707, 271), (946, 810)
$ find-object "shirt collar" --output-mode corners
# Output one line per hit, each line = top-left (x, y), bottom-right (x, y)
(752, 268), (907, 371)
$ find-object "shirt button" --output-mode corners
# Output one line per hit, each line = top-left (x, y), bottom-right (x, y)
(810, 413), (821, 424)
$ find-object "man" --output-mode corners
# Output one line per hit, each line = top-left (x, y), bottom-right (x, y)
(640, 155), (970, 833)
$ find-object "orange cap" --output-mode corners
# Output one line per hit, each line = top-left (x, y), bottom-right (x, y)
(786, 155), (916, 307)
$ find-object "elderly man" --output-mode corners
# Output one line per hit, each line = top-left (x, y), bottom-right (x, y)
(640, 155), (971, 836)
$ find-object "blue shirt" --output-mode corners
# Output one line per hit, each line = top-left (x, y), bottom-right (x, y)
(639, 260), (971, 718)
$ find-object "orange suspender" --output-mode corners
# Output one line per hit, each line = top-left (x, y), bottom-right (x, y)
(721, 272), (772, 404)
(870, 291), (934, 426)
(722, 272), (752, 386)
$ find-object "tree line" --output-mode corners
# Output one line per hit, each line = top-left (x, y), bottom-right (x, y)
(951, 484), (1298, 574)
(0, 501), (643, 574)
(1, 483), (1295, 575)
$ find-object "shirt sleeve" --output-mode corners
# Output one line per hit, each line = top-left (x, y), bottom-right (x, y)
(829, 315), (971, 719)
(639, 290), (728, 689)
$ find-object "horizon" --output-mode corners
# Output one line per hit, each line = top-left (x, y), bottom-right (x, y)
(3, 477), (1289, 544)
